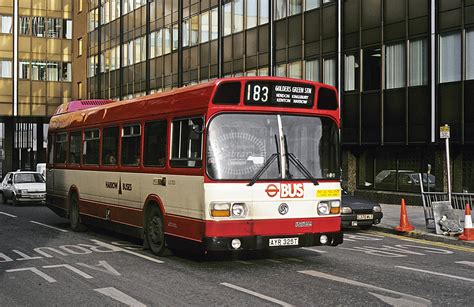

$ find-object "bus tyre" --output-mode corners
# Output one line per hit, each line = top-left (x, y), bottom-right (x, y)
(146, 206), (166, 256)
(69, 194), (86, 232)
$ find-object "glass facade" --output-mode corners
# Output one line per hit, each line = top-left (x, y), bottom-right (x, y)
(76, 0), (474, 196)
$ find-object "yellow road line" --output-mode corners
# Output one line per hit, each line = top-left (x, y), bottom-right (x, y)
(366, 231), (474, 253)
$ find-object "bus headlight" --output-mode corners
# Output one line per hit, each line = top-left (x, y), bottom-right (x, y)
(231, 203), (247, 217)
(317, 202), (330, 215)
(211, 202), (231, 217)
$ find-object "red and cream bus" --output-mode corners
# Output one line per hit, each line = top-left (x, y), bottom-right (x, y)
(46, 77), (342, 255)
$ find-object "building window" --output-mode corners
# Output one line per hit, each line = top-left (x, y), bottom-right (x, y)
(246, 0), (257, 29)
(363, 47), (381, 91)
(259, 0), (269, 25)
(46, 18), (61, 38)
(19, 17), (30, 35)
(258, 67), (269, 76)
(76, 82), (82, 99)
(276, 63), (287, 77)
(19, 61), (30, 79)
(32, 17), (46, 37)
(289, 0), (303, 15)
(200, 11), (209, 43)
(63, 20), (72, 39)
(385, 42), (406, 89)
(0, 60), (12, 78)
(31, 62), (47, 80)
(0, 15), (12, 34)
(288, 61), (302, 79)
(344, 53), (358, 91)
(190, 15), (199, 45)
(439, 32), (461, 83)
(62, 63), (72, 82)
(323, 58), (336, 86)
(306, 0), (320, 10)
(224, 2), (232, 36)
(182, 19), (190, 47)
(275, 0), (287, 20)
(234, 0), (244, 33)
(164, 27), (171, 54)
(409, 39), (428, 86)
(305, 59), (320, 82)
(211, 8), (218, 40)
(78, 38), (83, 57)
(466, 29), (474, 81)
(47, 62), (60, 81)
(172, 23), (179, 51)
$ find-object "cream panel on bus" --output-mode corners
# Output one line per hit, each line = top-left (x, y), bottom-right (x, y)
(99, 171), (120, 205)
(204, 182), (341, 220)
(161, 175), (205, 219)
(118, 172), (146, 209)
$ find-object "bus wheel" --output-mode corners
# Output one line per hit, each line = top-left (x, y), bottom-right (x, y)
(146, 206), (166, 256)
(69, 194), (86, 232)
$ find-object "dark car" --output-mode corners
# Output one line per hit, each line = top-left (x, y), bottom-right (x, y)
(341, 191), (383, 230)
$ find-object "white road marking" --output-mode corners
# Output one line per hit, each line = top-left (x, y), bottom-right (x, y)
(43, 264), (94, 279)
(91, 240), (164, 264)
(77, 260), (121, 276)
(356, 232), (384, 238)
(6, 267), (57, 283)
(456, 261), (474, 268)
(396, 266), (474, 282)
(94, 287), (146, 307)
(369, 292), (428, 307)
(221, 282), (294, 307)
(267, 259), (283, 263)
(0, 212), (17, 218)
(299, 270), (431, 306)
(235, 260), (253, 265)
(301, 247), (327, 254)
(30, 221), (68, 233)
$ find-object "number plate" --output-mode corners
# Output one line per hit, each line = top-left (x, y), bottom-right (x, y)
(269, 237), (299, 247)
(357, 214), (373, 220)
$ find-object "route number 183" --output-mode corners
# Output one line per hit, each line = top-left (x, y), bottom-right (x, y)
(247, 84), (269, 103)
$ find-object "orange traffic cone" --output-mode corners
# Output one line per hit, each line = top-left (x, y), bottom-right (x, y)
(394, 198), (415, 232)
(459, 203), (474, 241)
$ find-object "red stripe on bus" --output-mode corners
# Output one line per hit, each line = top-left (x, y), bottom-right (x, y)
(204, 216), (341, 237)
(80, 199), (144, 228)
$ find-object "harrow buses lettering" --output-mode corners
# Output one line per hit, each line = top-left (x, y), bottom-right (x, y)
(46, 77), (342, 256)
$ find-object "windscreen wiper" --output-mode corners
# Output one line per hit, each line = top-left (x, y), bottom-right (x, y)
(283, 135), (319, 186)
(248, 134), (281, 187)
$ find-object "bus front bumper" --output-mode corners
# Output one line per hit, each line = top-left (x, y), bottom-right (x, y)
(203, 231), (343, 251)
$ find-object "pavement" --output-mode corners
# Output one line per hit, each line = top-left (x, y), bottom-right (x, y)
(375, 203), (474, 246)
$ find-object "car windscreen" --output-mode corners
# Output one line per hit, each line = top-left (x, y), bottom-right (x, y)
(206, 113), (339, 180)
(14, 173), (45, 184)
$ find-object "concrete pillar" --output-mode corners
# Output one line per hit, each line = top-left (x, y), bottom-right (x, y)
(36, 119), (46, 164)
(452, 150), (463, 193)
(342, 149), (358, 194)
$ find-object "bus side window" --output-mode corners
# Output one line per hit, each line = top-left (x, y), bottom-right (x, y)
(83, 128), (100, 165)
(170, 117), (203, 168)
(54, 132), (68, 164)
(68, 131), (82, 165)
(47, 134), (54, 165)
(144, 120), (167, 167)
(102, 126), (119, 166)
(121, 124), (141, 166)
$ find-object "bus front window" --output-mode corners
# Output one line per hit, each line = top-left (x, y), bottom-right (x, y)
(206, 114), (339, 181)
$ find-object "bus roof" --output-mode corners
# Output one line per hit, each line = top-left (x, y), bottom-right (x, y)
(49, 77), (337, 131)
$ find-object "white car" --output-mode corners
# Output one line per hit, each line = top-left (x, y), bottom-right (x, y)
(1, 171), (46, 206)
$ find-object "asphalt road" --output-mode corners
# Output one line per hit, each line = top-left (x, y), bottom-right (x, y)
(1, 202), (473, 306)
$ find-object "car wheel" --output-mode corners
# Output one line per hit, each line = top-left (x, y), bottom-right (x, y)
(145, 206), (166, 256)
(1, 193), (7, 204)
(360, 225), (372, 230)
(69, 194), (86, 232)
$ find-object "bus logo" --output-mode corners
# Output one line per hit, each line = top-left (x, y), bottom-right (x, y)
(265, 183), (304, 198)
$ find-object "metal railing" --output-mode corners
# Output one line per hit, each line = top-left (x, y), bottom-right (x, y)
(419, 174), (472, 228)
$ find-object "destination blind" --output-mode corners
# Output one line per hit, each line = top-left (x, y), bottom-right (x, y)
(244, 81), (315, 108)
